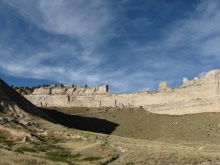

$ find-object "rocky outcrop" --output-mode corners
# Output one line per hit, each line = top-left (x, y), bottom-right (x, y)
(32, 87), (51, 95)
(31, 85), (108, 96)
(51, 88), (67, 95)
(24, 69), (220, 115)
(158, 81), (169, 91)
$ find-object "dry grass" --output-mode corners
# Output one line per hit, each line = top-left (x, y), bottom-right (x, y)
(108, 136), (220, 164)
(0, 149), (64, 165)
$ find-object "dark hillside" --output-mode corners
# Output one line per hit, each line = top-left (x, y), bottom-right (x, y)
(0, 79), (55, 122)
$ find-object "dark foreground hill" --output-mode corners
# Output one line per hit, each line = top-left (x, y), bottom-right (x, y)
(0, 79), (55, 121)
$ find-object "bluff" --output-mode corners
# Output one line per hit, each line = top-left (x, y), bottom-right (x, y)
(24, 69), (220, 115)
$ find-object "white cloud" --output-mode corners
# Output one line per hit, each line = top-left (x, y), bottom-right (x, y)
(3, 0), (113, 48)
(0, 43), (102, 85)
(129, 0), (220, 73)
(109, 0), (220, 92)
(165, 0), (220, 57)
(2, 0), (114, 73)
(1, 0), (220, 93)
(1, 0), (113, 87)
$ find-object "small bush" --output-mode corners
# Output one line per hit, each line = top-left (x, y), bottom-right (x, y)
(35, 146), (47, 152)
(0, 139), (15, 147)
(0, 130), (11, 139)
(72, 153), (81, 158)
(46, 150), (71, 158)
(45, 150), (81, 163)
(16, 146), (36, 153)
(83, 157), (102, 161)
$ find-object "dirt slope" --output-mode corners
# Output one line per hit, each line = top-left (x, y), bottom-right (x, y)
(44, 107), (220, 164)
(48, 107), (220, 143)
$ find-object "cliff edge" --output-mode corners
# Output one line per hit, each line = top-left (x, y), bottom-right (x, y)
(23, 69), (220, 115)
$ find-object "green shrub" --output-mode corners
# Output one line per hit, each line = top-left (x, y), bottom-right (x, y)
(45, 150), (81, 163)
(16, 146), (36, 153)
(35, 146), (47, 152)
(0, 139), (15, 147)
(83, 157), (102, 161)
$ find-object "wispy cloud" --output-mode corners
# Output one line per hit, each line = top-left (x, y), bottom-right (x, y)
(1, 0), (114, 64)
(0, 0), (113, 84)
(3, 0), (114, 48)
(1, 0), (220, 93)
(125, 0), (220, 79)
(0, 45), (102, 84)
(166, 1), (220, 58)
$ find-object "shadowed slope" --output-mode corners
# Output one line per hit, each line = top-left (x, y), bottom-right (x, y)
(42, 108), (119, 134)
(0, 79), (55, 123)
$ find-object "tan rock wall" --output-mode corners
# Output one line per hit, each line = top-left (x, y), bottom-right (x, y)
(31, 85), (108, 95)
(24, 69), (220, 115)
(32, 87), (51, 95)
(51, 88), (67, 95)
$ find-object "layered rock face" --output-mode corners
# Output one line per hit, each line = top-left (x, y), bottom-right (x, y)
(32, 85), (108, 95)
(24, 70), (220, 115)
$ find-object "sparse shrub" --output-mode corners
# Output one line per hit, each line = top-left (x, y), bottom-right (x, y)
(0, 131), (15, 147)
(83, 157), (102, 161)
(0, 139), (15, 147)
(45, 150), (81, 163)
(16, 146), (36, 153)
(35, 146), (47, 152)
(43, 84), (50, 87)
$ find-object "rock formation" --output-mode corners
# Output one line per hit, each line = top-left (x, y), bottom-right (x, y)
(24, 69), (220, 115)
(158, 81), (169, 91)
(31, 85), (108, 95)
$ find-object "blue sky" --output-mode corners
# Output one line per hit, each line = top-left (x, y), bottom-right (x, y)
(0, 0), (220, 93)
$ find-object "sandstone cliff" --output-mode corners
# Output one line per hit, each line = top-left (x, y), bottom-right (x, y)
(24, 69), (220, 115)
(31, 85), (108, 95)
